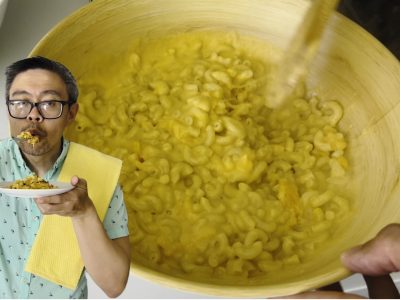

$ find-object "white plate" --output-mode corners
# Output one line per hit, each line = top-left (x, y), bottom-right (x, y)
(0, 181), (74, 198)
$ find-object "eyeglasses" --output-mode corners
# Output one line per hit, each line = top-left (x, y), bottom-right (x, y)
(6, 100), (74, 119)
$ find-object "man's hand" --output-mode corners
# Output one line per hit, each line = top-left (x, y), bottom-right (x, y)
(342, 224), (400, 275)
(35, 175), (130, 297)
(286, 224), (400, 298)
(34, 176), (94, 218)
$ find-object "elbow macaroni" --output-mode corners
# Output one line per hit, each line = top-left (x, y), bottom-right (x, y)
(65, 31), (352, 282)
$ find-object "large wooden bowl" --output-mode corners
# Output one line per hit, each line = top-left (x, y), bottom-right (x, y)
(30, 0), (400, 297)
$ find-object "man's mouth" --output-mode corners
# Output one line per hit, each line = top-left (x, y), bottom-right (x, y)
(16, 128), (46, 146)
(23, 128), (45, 137)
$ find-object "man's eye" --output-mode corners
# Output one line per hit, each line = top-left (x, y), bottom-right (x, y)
(15, 101), (30, 107)
(42, 102), (57, 108)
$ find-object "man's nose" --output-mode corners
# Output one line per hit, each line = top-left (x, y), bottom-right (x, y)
(27, 106), (44, 122)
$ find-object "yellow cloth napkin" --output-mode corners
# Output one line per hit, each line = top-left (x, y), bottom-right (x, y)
(25, 142), (122, 290)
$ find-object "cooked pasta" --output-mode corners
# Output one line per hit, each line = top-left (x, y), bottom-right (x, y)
(65, 31), (352, 282)
(17, 131), (39, 146)
(9, 174), (55, 189)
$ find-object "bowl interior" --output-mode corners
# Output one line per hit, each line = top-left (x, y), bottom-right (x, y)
(30, 0), (400, 297)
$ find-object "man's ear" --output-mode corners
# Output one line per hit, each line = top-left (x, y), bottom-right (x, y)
(67, 102), (79, 124)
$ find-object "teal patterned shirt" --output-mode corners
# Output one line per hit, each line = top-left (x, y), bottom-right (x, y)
(0, 138), (129, 298)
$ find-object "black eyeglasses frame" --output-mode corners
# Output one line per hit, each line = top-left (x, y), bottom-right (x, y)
(6, 99), (75, 120)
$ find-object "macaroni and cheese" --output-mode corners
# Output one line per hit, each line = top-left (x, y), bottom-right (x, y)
(65, 31), (352, 282)
(9, 174), (55, 189)
(17, 131), (40, 146)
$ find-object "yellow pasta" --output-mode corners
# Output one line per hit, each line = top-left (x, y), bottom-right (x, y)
(9, 174), (55, 189)
(17, 131), (39, 145)
(65, 31), (353, 282)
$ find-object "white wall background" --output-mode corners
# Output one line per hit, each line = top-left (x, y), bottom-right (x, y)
(0, 0), (396, 298)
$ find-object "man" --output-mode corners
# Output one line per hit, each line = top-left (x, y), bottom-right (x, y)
(0, 56), (130, 298)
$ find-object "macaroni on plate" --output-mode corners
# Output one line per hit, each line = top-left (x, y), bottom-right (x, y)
(9, 174), (55, 189)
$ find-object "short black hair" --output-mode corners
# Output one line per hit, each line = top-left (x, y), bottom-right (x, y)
(5, 56), (79, 103)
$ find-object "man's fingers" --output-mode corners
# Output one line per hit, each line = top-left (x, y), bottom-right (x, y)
(35, 196), (63, 205)
(341, 224), (400, 275)
(35, 196), (72, 214)
(341, 244), (368, 271)
(36, 203), (64, 214)
(71, 176), (87, 190)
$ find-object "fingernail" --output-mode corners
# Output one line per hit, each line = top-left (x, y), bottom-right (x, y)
(341, 246), (360, 265)
(340, 251), (349, 262)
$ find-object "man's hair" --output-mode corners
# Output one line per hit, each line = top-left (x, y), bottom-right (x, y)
(5, 56), (79, 103)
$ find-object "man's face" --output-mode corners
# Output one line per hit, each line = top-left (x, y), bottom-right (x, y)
(8, 69), (78, 156)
